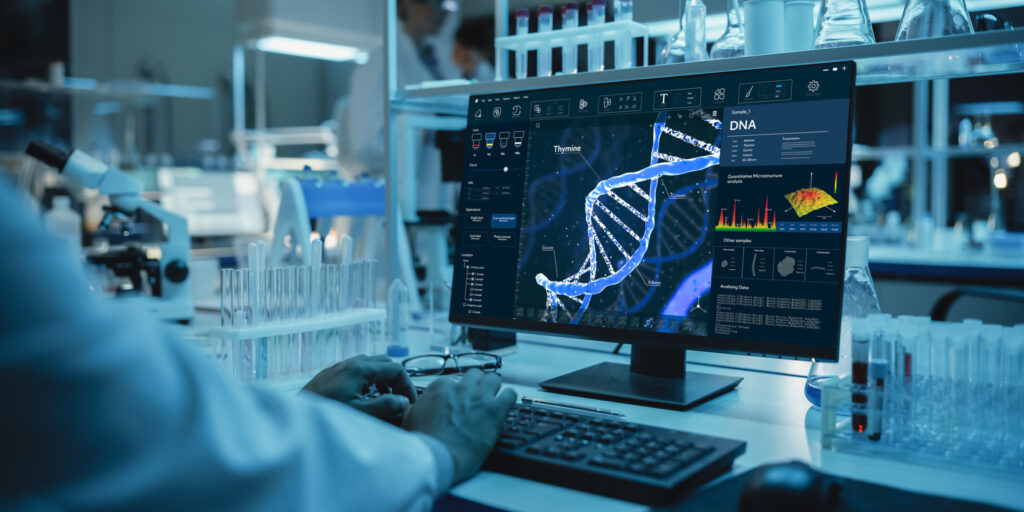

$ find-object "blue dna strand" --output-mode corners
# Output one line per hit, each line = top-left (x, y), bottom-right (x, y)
(536, 112), (722, 323)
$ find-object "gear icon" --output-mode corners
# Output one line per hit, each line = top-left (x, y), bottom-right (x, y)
(713, 87), (725, 101)
(808, 80), (820, 93)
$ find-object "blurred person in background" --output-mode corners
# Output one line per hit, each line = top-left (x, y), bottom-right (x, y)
(452, 18), (495, 82)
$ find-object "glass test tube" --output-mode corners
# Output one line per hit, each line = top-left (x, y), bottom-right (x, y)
(851, 319), (870, 434)
(587, 1), (605, 72)
(538, 6), (554, 77)
(868, 359), (887, 441)
(515, 9), (530, 79)
(614, 0), (634, 69)
(562, 3), (579, 74)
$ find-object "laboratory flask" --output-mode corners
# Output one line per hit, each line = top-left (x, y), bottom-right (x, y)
(895, 0), (974, 40)
(805, 236), (881, 407)
(659, 0), (708, 64)
(710, 0), (745, 59)
(814, 0), (876, 48)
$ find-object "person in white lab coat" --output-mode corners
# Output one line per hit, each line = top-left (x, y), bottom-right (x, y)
(345, 0), (459, 211)
(0, 176), (515, 511)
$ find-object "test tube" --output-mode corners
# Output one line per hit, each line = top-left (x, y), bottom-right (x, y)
(515, 9), (530, 79)
(220, 268), (233, 327)
(613, 0), (634, 69)
(387, 278), (410, 357)
(233, 269), (252, 380)
(562, 3), (579, 74)
(299, 264), (314, 374)
(851, 319), (870, 435)
(283, 265), (297, 376)
(615, 0), (633, 20)
(537, 6), (554, 77)
(868, 359), (888, 441)
(587, 1), (606, 72)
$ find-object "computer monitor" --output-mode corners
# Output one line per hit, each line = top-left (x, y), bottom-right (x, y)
(450, 62), (856, 409)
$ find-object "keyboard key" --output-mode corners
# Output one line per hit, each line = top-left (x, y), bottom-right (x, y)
(549, 411), (565, 419)
(560, 451), (584, 461)
(528, 422), (564, 438)
(648, 461), (683, 478)
(588, 456), (625, 470)
(621, 423), (639, 432)
(497, 439), (522, 450)
(641, 456), (659, 466)
(542, 448), (561, 458)
(533, 410), (548, 417)
(566, 414), (581, 422)
(626, 462), (649, 474)
(525, 446), (542, 454)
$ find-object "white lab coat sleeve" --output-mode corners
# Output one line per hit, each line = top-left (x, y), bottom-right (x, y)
(0, 180), (452, 511)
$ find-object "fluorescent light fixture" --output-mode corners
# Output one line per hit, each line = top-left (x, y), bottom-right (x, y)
(255, 36), (369, 64)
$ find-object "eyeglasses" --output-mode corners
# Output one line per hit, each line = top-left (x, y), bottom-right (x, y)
(402, 352), (502, 377)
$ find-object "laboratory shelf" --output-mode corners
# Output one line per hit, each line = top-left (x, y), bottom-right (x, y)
(393, 30), (1024, 115)
(0, 77), (216, 100)
(852, 142), (1024, 161)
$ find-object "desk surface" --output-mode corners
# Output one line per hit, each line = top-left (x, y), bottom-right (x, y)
(187, 314), (1024, 512)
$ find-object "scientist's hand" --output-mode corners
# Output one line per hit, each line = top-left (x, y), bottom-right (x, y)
(402, 369), (517, 484)
(302, 355), (417, 420)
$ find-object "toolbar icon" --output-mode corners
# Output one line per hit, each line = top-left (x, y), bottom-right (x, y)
(579, 98), (589, 110)
(512, 105), (522, 117)
(492, 106), (502, 118)
(473, 108), (482, 119)
(513, 131), (525, 148)
(713, 88), (725, 101)
(470, 133), (482, 149)
(807, 80), (820, 93)
(499, 132), (510, 149)
(485, 132), (496, 149)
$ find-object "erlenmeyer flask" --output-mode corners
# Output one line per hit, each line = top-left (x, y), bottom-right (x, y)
(814, 0), (876, 48)
(895, 0), (974, 40)
(710, 0), (745, 59)
(659, 0), (687, 64)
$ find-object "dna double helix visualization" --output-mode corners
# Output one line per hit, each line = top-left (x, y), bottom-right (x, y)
(535, 111), (722, 324)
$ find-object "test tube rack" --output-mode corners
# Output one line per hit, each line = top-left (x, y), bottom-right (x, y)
(495, 20), (650, 79)
(819, 321), (1024, 475)
(203, 238), (386, 381)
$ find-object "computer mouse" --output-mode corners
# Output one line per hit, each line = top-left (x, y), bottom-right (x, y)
(737, 461), (841, 512)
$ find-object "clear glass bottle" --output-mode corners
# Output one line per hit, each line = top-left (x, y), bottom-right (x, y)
(515, 9), (530, 79)
(894, 0), (973, 40)
(386, 278), (410, 357)
(710, 0), (745, 59)
(805, 236), (882, 407)
(814, 0), (876, 48)
(683, 0), (709, 62)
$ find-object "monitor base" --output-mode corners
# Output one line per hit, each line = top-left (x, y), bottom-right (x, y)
(539, 348), (742, 411)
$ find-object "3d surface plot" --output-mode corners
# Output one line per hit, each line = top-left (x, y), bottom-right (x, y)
(784, 187), (837, 217)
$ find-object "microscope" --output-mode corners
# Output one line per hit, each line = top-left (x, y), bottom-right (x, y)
(27, 141), (193, 323)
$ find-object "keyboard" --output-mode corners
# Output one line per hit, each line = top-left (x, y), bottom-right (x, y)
(485, 402), (747, 505)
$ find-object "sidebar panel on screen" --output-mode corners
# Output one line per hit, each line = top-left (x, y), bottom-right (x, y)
(452, 94), (531, 318)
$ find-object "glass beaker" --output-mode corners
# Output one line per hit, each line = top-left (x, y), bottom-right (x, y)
(814, 0), (876, 48)
(894, 0), (973, 40)
(710, 0), (745, 59)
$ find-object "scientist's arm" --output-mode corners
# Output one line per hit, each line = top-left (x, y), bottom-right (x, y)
(0, 181), (510, 511)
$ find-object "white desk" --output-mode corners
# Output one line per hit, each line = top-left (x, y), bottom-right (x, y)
(446, 334), (1023, 512)
(187, 314), (1023, 511)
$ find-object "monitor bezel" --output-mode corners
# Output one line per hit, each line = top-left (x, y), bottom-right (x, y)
(450, 60), (857, 363)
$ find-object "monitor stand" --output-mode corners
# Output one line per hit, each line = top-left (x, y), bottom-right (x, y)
(538, 345), (742, 411)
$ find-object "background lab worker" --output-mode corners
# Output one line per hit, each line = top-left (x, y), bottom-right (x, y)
(343, 0), (459, 270)
(0, 177), (516, 510)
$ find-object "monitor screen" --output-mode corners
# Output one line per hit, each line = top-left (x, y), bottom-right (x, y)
(450, 62), (855, 361)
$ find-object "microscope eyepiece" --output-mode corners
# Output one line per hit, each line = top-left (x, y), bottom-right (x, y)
(26, 140), (71, 171)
